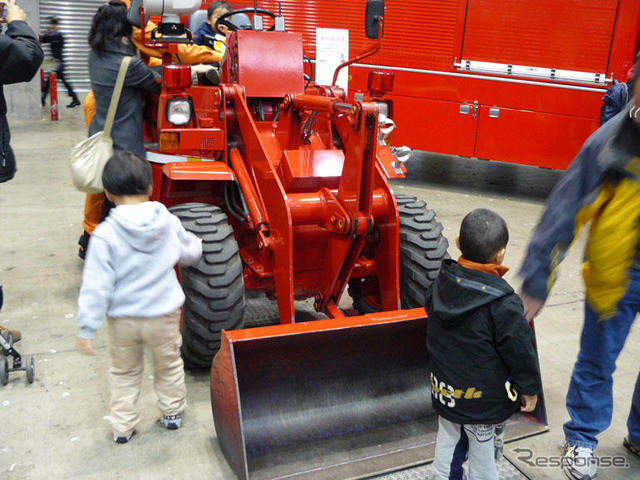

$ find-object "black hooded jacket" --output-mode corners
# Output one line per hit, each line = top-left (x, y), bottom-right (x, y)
(426, 259), (542, 425)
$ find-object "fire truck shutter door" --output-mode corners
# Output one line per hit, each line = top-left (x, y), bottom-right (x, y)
(460, 0), (619, 75)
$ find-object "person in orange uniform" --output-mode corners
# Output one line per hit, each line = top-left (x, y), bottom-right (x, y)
(78, 0), (224, 258)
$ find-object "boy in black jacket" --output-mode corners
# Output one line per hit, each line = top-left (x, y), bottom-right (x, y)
(426, 209), (542, 480)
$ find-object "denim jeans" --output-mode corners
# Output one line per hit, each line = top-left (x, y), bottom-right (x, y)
(564, 268), (640, 448)
(433, 416), (498, 480)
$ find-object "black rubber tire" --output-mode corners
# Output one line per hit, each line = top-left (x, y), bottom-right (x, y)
(0, 356), (8, 386)
(169, 203), (245, 370)
(25, 356), (35, 384)
(349, 193), (449, 312)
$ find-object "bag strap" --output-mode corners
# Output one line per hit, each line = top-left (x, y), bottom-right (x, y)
(104, 56), (132, 138)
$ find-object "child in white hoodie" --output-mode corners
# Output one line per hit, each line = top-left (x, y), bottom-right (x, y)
(76, 151), (202, 443)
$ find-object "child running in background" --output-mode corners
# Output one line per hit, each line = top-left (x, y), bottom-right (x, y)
(76, 151), (202, 443)
(426, 208), (542, 479)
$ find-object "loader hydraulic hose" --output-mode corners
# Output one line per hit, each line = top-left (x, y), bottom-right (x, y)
(228, 147), (268, 231)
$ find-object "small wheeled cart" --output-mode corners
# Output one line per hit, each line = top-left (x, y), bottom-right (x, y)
(0, 330), (35, 385)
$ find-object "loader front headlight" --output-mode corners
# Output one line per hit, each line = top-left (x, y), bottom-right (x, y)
(166, 98), (192, 126)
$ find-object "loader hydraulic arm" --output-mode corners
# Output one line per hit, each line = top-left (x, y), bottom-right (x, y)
(288, 94), (383, 312)
(226, 82), (399, 321)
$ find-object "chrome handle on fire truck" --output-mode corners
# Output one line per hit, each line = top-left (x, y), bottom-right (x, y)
(454, 59), (613, 85)
(460, 102), (479, 116)
(489, 107), (500, 118)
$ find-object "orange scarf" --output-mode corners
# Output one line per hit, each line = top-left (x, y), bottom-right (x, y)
(458, 256), (509, 277)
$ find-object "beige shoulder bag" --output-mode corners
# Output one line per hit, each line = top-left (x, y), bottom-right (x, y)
(69, 56), (131, 194)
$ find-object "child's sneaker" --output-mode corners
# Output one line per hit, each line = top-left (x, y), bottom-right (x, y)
(562, 443), (597, 480)
(113, 430), (136, 444)
(157, 413), (183, 430)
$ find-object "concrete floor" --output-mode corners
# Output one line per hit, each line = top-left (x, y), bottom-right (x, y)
(1, 98), (639, 480)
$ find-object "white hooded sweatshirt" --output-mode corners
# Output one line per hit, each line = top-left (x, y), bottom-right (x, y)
(77, 201), (202, 340)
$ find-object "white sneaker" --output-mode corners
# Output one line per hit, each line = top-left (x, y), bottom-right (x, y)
(562, 443), (597, 480)
(157, 412), (183, 430)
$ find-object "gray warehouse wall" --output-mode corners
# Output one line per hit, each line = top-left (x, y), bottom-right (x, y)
(4, 0), (42, 119)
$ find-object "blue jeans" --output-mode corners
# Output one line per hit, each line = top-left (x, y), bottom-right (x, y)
(564, 268), (640, 448)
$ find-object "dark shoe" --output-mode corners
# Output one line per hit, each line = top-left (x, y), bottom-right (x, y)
(113, 429), (136, 444)
(204, 67), (220, 86)
(67, 97), (81, 108)
(157, 412), (183, 430)
(194, 66), (220, 86)
(78, 230), (90, 260)
(0, 325), (21, 344)
(624, 437), (640, 458)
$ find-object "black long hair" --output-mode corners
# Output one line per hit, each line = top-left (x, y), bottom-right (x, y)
(88, 1), (133, 55)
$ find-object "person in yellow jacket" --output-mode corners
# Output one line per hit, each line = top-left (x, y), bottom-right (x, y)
(78, 0), (223, 258)
(519, 60), (640, 480)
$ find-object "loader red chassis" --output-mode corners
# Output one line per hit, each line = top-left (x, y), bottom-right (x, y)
(145, 28), (406, 325)
(138, 5), (546, 478)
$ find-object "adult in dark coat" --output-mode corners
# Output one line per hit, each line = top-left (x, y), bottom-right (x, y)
(88, 1), (161, 160)
(78, 1), (161, 258)
(0, 0), (44, 183)
(0, 0), (43, 343)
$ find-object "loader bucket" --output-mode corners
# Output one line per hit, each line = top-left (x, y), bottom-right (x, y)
(211, 309), (548, 480)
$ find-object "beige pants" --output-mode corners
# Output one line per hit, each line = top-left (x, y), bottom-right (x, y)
(107, 311), (187, 437)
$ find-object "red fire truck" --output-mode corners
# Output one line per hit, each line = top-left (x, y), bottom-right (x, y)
(230, 0), (640, 169)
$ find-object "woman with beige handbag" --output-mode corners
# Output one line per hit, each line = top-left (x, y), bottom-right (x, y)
(78, 0), (161, 259)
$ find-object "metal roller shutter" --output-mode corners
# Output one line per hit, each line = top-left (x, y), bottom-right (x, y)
(231, 0), (460, 71)
(461, 0), (619, 73)
(39, 0), (104, 92)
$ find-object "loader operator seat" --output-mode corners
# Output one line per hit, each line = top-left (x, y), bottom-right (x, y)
(215, 8), (277, 32)
(187, 9), (208, 33)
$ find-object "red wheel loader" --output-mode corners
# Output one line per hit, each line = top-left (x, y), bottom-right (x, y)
(136, 0), (548, 478)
